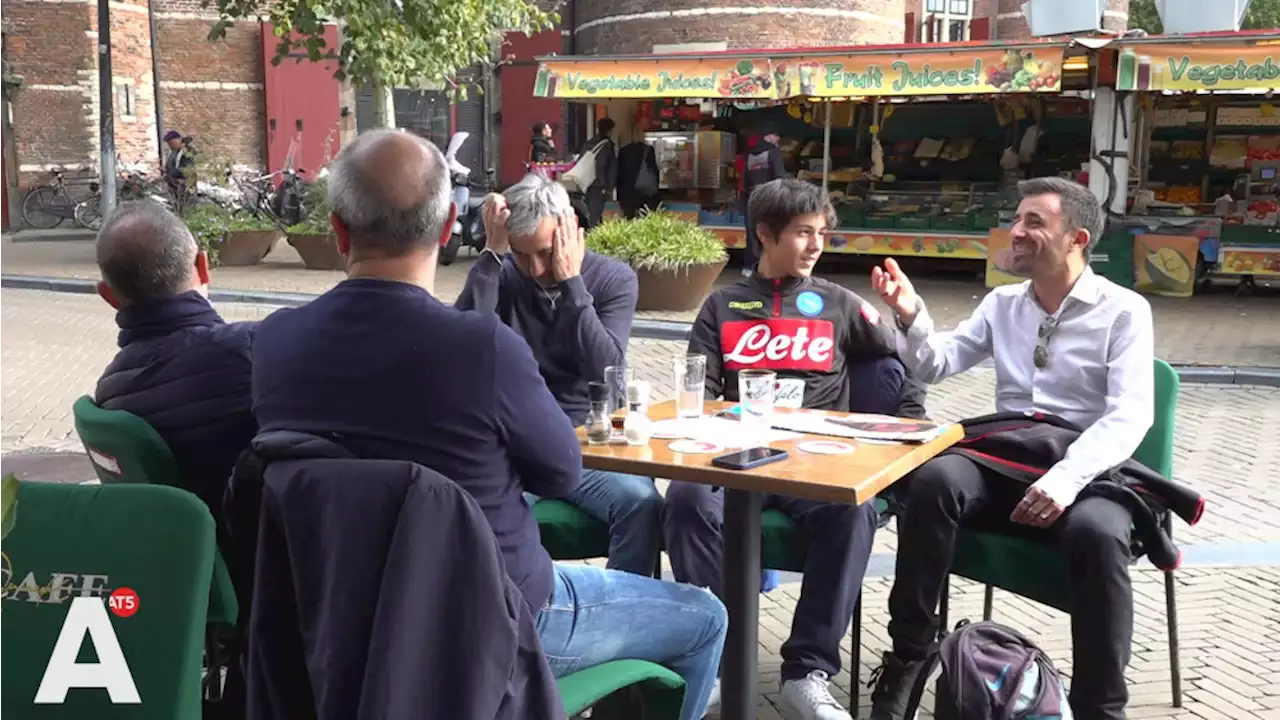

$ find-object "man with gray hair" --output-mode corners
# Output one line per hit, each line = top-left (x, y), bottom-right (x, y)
(249, 132), (726, 720)
(94, 200), (257, 533)
(868, 177), (1155, 720)
(455, 172), (663, 579)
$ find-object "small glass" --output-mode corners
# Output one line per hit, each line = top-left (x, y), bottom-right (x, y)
(738, 369), (777, 440)
(585, 381), (612, 446)
(603, 365), (634, 430)
(673, 354), (707, 419)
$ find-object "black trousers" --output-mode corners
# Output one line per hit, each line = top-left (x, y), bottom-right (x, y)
(741, 197), (761, 272)
(888, 454), (1135, 720)
(585, 186), (607, 228)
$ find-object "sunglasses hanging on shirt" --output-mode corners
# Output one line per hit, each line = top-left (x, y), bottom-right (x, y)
(1033, 315), (1059, 370)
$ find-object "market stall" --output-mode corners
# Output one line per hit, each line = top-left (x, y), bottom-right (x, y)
(1117, 31), (1280, 292)
(533, 38), (1089, 265)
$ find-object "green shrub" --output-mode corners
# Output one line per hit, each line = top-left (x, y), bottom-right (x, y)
(182, 204), (229, 267)
(286, 177), (331, 236)
(587, 210), (727, 273)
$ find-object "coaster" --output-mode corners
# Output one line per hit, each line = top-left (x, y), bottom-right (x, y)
(797, 440), (855, 455)
(668, 440), (725, 455)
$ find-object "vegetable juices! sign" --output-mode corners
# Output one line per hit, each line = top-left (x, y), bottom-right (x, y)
(534, 58), (777, 99)
(793, 47), (1064, 97)
(1116, 44), (1280, 92)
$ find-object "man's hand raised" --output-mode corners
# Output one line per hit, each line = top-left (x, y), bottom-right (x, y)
(871, 258), (920, 327)
(482, 194), (511, 255)
(552, 209), (586, 282)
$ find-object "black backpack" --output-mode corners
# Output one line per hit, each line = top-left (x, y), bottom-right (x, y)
(904, 620), (1074, 720)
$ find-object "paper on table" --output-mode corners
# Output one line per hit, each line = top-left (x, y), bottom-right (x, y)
(768, 412), (943, 443)
(649, 417), (801, 448)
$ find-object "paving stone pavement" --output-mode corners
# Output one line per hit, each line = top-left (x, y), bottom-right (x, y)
(3, 288), (1279, 720)
(5, 238), (1279, 367)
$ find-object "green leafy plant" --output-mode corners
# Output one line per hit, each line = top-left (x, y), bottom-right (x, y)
(587, 210), (728, 273)
(226, 209), (280, 232)
(182, 204), (230, 267)
(3, 473), (19, 540)
(206, 0), (555, 94)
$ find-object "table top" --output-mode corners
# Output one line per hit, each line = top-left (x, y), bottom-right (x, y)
(579, 400), (963, 505)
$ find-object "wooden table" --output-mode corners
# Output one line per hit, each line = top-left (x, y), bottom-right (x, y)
(579, 400), (963, 720)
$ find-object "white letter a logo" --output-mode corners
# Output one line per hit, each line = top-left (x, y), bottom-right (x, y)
(34, 597), (140, 704)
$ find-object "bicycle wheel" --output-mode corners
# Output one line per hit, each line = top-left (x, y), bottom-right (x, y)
(21, 186), (64, 229)
(74, 195), (103, 230)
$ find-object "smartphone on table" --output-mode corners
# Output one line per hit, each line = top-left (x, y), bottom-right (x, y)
(711, 447), (790, 471)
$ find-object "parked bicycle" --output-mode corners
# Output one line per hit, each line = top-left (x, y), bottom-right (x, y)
(229, 167), (310, 228)
(21, 168), (101, 230)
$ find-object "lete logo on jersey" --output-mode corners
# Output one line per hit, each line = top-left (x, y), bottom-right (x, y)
(721, 319), (835, 371)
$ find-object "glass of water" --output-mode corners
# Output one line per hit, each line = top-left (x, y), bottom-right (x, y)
(673, 354), (707, 419)
(738, 369), (777, 440)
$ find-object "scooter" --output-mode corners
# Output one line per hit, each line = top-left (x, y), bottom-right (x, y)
(440, 132), (497, 266)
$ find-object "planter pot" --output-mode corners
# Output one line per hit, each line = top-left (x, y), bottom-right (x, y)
(633, 258), (728, 312)
(288, 233), (345, 271)
(219, 229), (281, 266)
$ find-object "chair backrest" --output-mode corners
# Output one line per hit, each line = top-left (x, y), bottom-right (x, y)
(1132, 359), (1179, 480)
(1, 481), (214, 719)
(72, 395), (181, 487)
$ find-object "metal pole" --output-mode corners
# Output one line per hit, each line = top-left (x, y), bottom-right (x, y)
(822, 101), (832, 196)
(97, 0), (118, 218)
(147, 0), (165, 167)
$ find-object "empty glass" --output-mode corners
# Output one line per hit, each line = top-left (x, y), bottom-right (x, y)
(603, 365), (634, 429)
(738, 369), (777, 440)
(673, 354), (707, 419)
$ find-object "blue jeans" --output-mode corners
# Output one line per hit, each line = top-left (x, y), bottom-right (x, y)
(525, 469), (664, 576)
(537, 563), (726, 720)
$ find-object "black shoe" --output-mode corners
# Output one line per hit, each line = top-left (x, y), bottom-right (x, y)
(867, 651), (928, 720)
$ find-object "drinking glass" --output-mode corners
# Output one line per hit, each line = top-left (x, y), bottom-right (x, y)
(673, 354), (707, 419)
(738, 369), (777, 440)
(603, 365), (634, 428)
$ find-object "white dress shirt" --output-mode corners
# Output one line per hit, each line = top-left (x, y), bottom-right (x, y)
(895, 267), (1155, 507)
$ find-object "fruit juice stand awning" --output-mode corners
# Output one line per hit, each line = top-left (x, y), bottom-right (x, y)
(532, 38), (1076, 101)
(1109, 30), (1280, 93)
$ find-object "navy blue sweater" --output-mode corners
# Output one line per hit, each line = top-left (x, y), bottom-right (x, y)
(250, 278), (583, 612)
(95, 291), (257, 534)
(455, 251), (638, 426)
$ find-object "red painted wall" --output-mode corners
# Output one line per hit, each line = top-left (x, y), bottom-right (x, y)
(499, 29), (565, 187)
(261, 23), (342, 179)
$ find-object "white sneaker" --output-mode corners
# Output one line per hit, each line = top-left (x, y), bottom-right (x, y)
(779, 670), (852, 720)
(702, 678), (721, 717)
(741, 267), (754, 278)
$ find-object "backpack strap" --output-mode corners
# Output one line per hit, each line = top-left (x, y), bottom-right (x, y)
(901, 647), (942, 720)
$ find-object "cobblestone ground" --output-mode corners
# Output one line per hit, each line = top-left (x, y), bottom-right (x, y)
(4, 238), (1279, 367)
(2, 288), (1278, 719)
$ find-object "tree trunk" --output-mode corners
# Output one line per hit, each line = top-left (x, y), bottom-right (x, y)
(372, 81), (396, 129)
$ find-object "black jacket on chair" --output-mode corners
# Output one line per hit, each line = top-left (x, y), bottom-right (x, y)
(943, 412), (1205, 571)
(95, 291), (257, 530)
(228, 430), (562, 720)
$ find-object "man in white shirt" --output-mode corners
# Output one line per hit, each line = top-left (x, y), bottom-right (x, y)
(867, 177), (1155, 720)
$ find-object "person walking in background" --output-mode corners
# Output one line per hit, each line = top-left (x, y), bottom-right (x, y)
(530, 121), (557, 164)
(582, 118), (617, 227)
(741, 129), (787, 276)
(617, 140), (660, 219)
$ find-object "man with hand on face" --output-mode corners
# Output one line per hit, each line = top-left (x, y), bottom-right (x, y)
(867, 177), (1155, 720)
(455, 172), (663, 578)
(664, 178), (926, 720)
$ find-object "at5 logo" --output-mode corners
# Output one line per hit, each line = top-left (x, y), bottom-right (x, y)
(35, 590), (141, 704)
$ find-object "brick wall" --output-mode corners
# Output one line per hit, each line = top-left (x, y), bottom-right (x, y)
(153, 1), (266, 169)
(106, 0), (159, 170)
(5, 0), (97, 183)
(575, 0), (907, 55)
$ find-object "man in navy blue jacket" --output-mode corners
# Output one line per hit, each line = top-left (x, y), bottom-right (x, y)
(250, 129), (726, 720)
(94, 201), (256, 535)
(455, 172), (662, 577)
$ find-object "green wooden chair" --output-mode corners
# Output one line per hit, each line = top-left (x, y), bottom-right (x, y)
(938, 358), (1184, 707)
(71, 395), (239, 701)
(1, 481), (215, 719)
(533, 499), (613, 565)
(559, 659), (686, 718)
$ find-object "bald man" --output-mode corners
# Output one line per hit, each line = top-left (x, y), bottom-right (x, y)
(94, 201), (257, 533)
(247, 130), (727, 720)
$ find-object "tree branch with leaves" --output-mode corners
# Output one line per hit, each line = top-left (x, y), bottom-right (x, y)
(206, 0), (558, 90)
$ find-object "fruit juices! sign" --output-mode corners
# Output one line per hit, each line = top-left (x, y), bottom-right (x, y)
(794, 47), (1064, 97)
(534, 58), (777, 99)
(1117, 44), (1280, 92)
